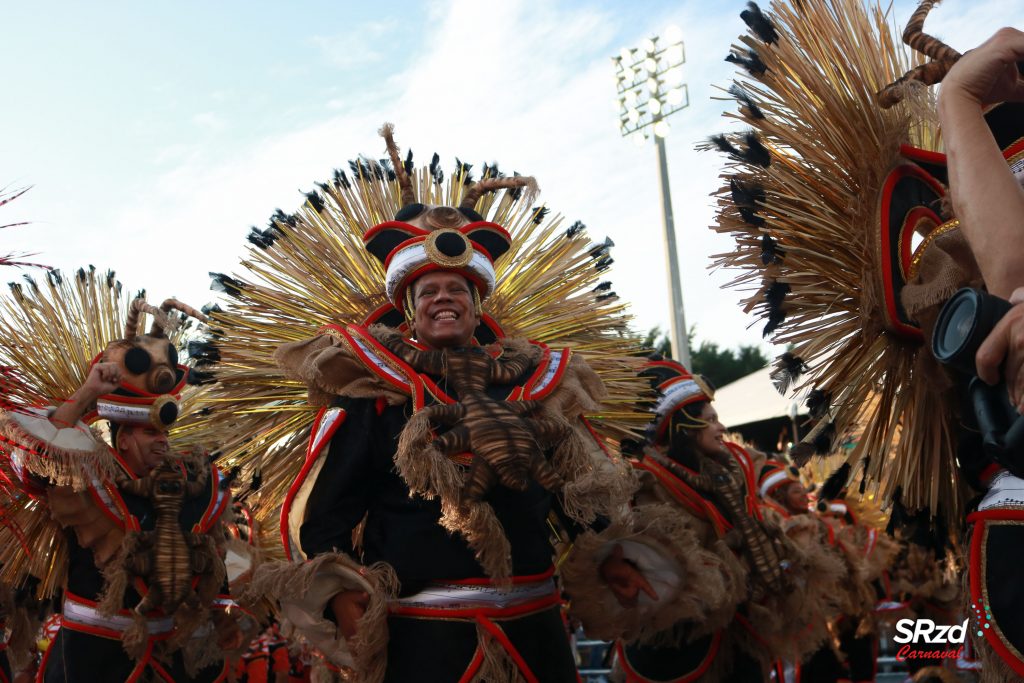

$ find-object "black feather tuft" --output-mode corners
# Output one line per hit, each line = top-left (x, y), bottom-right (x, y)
(760, 234), (784, 264)
(730, 178), (767, 226)
(589, 237), (615, 259)
(271, 208), (297, 228)
(805, 389), (831, 419)
(429, 153), (443, 185)
(741, 2), (779, 44)
(742, 132), (771, 167)
(247, 225), (284, 250)
(201, 303), (222, 316)
(209, 273), (244, 298)
(592, 281), (613, 293)
(814, 421), (835, 454)
(726, 48), (767, 75)
(886, 486), (908, 535)
(349, 158), (367, 179)
(595, 255), (614, 272)
(251, 468), (263, 492)
(404, 150), (414, 175)
(711, 133), (771, 168)
(305, 190), (325, 213)
(764, 280), (789, 309)
(187, 339), (221, 363)
(770, 352), (808, 394)
(187, 367), (216, 386)
(729, 84), (765, 119)
(531, 206), (550, 225)
(565, 220), (586, 238)
(332, 168), (351, 190)
(596, 292), (619, 302)
(379, 157), (396, 182)
(763, 309), (786, 336)
(508, 171), (523, 200)
(454, 157), (474, 185)
(820, 462), (851, 501)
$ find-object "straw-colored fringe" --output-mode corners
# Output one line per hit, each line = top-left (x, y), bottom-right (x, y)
(472, 622), (528, 683)
(749, 513), (848, 662)
(563, 505), (743, 646)
(0, 411), (117, 491)
(246, 553), (396, 682)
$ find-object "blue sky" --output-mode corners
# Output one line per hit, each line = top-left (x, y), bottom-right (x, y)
(3, 0), (1023, 358)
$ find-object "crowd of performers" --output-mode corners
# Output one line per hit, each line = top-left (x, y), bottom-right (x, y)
(0, 0), (1021, 681)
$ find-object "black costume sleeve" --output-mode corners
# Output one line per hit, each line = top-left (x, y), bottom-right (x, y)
(299, 397), (379, 558)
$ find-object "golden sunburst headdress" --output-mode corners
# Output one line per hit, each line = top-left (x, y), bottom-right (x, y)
(707, 0), (971, 520)
(173, 124), (653, 540)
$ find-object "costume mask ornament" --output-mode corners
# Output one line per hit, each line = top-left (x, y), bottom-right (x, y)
(93, 297), (208, 429)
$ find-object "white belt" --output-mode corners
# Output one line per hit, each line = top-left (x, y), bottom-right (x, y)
(62, 598), (174, 635)
(394, 578), (556, 610)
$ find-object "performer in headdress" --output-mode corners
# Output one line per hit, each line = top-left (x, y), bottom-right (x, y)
(563, 359), (844, 682)
(182, 124), (651, 682)
(710, 0), (1022, 678)
(0, 269), (242, 681)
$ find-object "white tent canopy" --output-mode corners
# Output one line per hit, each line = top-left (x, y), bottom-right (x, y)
(714, 365), (808, 428)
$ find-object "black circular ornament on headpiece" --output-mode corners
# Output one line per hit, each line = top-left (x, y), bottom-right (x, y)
(424, 229), (473, 268)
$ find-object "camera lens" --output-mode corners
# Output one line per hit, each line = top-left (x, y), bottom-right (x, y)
(932, 288), (1013, 375)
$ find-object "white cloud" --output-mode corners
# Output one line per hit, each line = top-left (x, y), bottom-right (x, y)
(310, 20), (397, 69)
(193, 111), (227, 131)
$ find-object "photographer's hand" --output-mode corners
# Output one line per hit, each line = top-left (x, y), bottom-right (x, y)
(939, 28), (1024, 299)
(941, 28), (1024, 108)
(977, 287), (1024, 411)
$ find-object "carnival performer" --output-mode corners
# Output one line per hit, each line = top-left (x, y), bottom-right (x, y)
(758, 462), (852, 683)
(0, 270), (242, 681)
(563, 360), (844, 682)
(709, 0), (1023, 679)
(187, 124), (650, 682)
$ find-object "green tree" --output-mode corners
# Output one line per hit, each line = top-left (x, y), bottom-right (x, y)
(641, 326), (769, 388)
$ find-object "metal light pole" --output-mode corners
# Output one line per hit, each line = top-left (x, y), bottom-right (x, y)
(613, 28), (691, 367)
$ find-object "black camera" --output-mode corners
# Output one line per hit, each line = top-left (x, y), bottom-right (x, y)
(932, 288), (1024, 471)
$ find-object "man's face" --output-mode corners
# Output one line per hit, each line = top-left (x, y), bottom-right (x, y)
(410, 271), (480, 349)
(117, 425), (170, 476)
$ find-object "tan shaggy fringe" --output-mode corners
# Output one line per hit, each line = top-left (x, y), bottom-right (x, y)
(472, 620), (528, 683)
(750, 513), (848, 662)
(394, 410), (514, 582)
(563, 504), (742, 646)
(246, 553), (398, 683)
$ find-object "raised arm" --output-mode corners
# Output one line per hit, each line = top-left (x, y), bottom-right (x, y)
(938, 28), (1024, 298)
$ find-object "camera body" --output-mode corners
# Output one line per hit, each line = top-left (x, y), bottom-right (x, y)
(932, 288), (1024, 473)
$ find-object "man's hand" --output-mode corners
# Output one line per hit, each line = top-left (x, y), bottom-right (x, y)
(330, 589), (369, 639)
(977, 287), (1024, 412)
(599, 543), (658, 608)
(49, 361), (122, 428)
(941, 28), (1024, 108)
